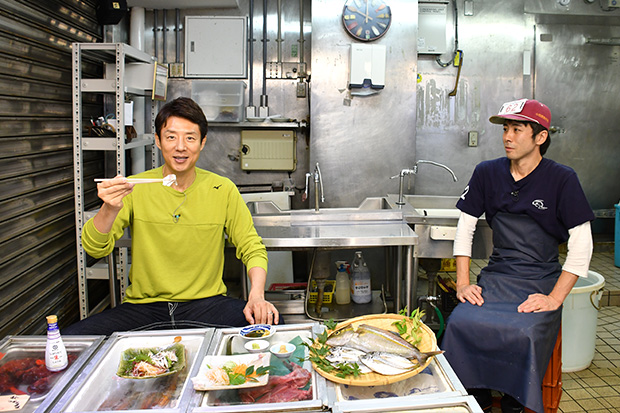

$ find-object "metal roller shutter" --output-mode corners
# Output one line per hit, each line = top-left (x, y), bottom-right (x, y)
(0, 0), (103, 336)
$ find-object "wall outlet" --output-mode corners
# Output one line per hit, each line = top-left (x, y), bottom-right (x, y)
(468, 131), (478, 147)
(296, 82), (307, 98)
(169, 62), (184, 78)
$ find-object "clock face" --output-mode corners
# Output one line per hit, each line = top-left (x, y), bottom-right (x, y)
(342, 0), (392, 42)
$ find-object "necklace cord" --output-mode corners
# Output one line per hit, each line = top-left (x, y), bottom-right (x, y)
(172, 192), (187, 223)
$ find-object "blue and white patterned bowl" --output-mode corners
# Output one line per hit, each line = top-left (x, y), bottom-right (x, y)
(239, 324), (275, 340)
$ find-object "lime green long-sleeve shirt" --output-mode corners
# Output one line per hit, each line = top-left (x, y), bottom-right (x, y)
(81, 167), (268, 304)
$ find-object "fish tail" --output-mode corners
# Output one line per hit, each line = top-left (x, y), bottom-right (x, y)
(414, 350), (444, 365)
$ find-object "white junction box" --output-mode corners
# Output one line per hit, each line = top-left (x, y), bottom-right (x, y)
(240, 130), (297, 171)
(185, 16), (247, 78)
(418, 1), (449, 54)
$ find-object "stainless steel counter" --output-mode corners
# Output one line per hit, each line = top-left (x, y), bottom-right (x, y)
(254, 222), (417, 249)
(250, 213), (418, 315)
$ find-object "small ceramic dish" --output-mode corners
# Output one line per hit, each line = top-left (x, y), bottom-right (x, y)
(244, 339), (270, 353)
(239, 324), (275, 340)
(270, 342), (296, 359)
(246, 116), (266, 122)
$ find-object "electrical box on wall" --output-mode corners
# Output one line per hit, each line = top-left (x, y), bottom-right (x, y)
(240, 130), (297, 171)
(185, 16), (247, 78)
(349, 44), (386, 91)
(418, 1), (449, 54)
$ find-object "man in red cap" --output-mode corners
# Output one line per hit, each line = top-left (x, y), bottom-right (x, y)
(441, 99), (594, 413)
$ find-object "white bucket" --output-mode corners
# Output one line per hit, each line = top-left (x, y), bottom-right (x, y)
(561, 270), (605, 372)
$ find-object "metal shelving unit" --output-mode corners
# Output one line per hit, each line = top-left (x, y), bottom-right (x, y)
(72, 42), (158, 319)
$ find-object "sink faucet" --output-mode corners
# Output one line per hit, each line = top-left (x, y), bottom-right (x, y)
(391, 160), (458, 205)
(303, 162), (325, 211)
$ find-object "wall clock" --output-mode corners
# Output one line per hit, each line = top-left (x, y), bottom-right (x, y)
(342, 0), (392, 42)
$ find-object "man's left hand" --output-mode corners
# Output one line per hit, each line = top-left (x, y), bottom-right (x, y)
(517, 293), (561, 313)
(243, 297), (280, 325)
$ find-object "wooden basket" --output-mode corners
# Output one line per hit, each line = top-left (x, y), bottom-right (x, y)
(312, 313), (438, 386)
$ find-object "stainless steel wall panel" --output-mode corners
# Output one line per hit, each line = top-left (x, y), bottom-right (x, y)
(533, 21), (620, 212)
(415, 0), (526, 196)
(310, 0), (418, 208)
(0, 0), (102, 336)
(160, 0), (312, 210)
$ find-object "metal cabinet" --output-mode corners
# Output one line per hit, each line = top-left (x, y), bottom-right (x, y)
(72, 43), (158, 319)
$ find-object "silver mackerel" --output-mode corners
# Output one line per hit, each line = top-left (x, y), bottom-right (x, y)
(325, 324), (443, 366)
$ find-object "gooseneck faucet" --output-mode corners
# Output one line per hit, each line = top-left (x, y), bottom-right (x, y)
(391, 160), (458, 205)
(303, 162), (325, 211)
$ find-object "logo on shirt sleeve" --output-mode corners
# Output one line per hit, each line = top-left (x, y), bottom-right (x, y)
(532, 199), (548, 210)
(460, 185), (470, 201)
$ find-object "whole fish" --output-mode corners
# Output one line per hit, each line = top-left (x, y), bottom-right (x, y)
(359, 352), (413, 376)
(325, 347), (372, 374)
(326, 324), (443, 366)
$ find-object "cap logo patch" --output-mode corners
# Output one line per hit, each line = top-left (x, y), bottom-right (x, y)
(498, 99), (528, 116)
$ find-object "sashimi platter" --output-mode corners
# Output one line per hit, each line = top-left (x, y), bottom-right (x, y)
(307, 312), (442, 386)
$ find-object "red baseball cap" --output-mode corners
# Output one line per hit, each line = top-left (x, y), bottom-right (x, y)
(489, 99), (551, 130)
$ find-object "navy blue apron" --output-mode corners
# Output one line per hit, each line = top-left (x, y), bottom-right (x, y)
(442, 212), (562, 413)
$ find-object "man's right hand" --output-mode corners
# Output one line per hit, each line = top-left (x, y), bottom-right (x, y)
(92, 176), (134, 234)
(97, 175), (134, 210)
(456, 284), (484, 306)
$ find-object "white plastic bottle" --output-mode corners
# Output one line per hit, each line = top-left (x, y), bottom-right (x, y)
(45, 315), (68, 372)
(335, 263), (351, 305)
(350, 251), (372, 304)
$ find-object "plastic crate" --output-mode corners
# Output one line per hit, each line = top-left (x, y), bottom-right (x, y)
(268, 283), (307, 291)
(440, 258), (456, 272)
(308, 280), (336, 304)
(191, 80), (246, 122)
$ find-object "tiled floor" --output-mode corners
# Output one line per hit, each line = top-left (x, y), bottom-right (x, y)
(465, 252), (620, 412)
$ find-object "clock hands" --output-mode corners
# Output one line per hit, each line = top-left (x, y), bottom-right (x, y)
(347, 5), (374, 21)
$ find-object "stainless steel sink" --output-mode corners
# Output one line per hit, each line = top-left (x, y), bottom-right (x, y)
(248, 197), (402, 226)
(385, 194), (493, 259)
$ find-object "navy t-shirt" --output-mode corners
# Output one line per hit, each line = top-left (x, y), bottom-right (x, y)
(456, 157), (594, 243)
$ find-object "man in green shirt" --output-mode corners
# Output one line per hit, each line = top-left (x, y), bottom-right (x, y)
(65, 97), (279, 335)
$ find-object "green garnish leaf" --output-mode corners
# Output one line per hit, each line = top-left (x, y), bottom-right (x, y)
(324, 319), (338, 330)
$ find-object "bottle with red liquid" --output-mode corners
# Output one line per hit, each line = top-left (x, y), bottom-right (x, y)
(45, 315), (68, 372)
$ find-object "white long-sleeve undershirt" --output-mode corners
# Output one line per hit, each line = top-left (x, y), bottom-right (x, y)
(452, 211), (593, 278)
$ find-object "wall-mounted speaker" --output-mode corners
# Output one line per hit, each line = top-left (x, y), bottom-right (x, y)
(96, 0), (128, 25)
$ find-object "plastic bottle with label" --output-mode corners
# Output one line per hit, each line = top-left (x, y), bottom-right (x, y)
(335, 262), (351, 305)
(350, 251), (372, 304)
(45, 314), (68, 372)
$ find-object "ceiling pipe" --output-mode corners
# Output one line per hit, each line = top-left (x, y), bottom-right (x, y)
(162, 9), (167, 63)
(129, 7), (145, 51)
(276, 0), (282, 64)
(153, 9), (159, 60)
(299, 0), (304, 68)
(259, 0), (269, 117)
(247, 0), (256, 118)
(175, 9), (181, 63)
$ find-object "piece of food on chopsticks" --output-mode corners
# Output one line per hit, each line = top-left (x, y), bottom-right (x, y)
(192, 353), (271, 390)
(116, 343), (186, 379)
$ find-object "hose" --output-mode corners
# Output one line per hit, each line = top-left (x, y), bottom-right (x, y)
(433, 305), (445, 339)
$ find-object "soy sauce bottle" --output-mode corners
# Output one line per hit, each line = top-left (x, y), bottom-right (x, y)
(45, 315), (68, 372)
